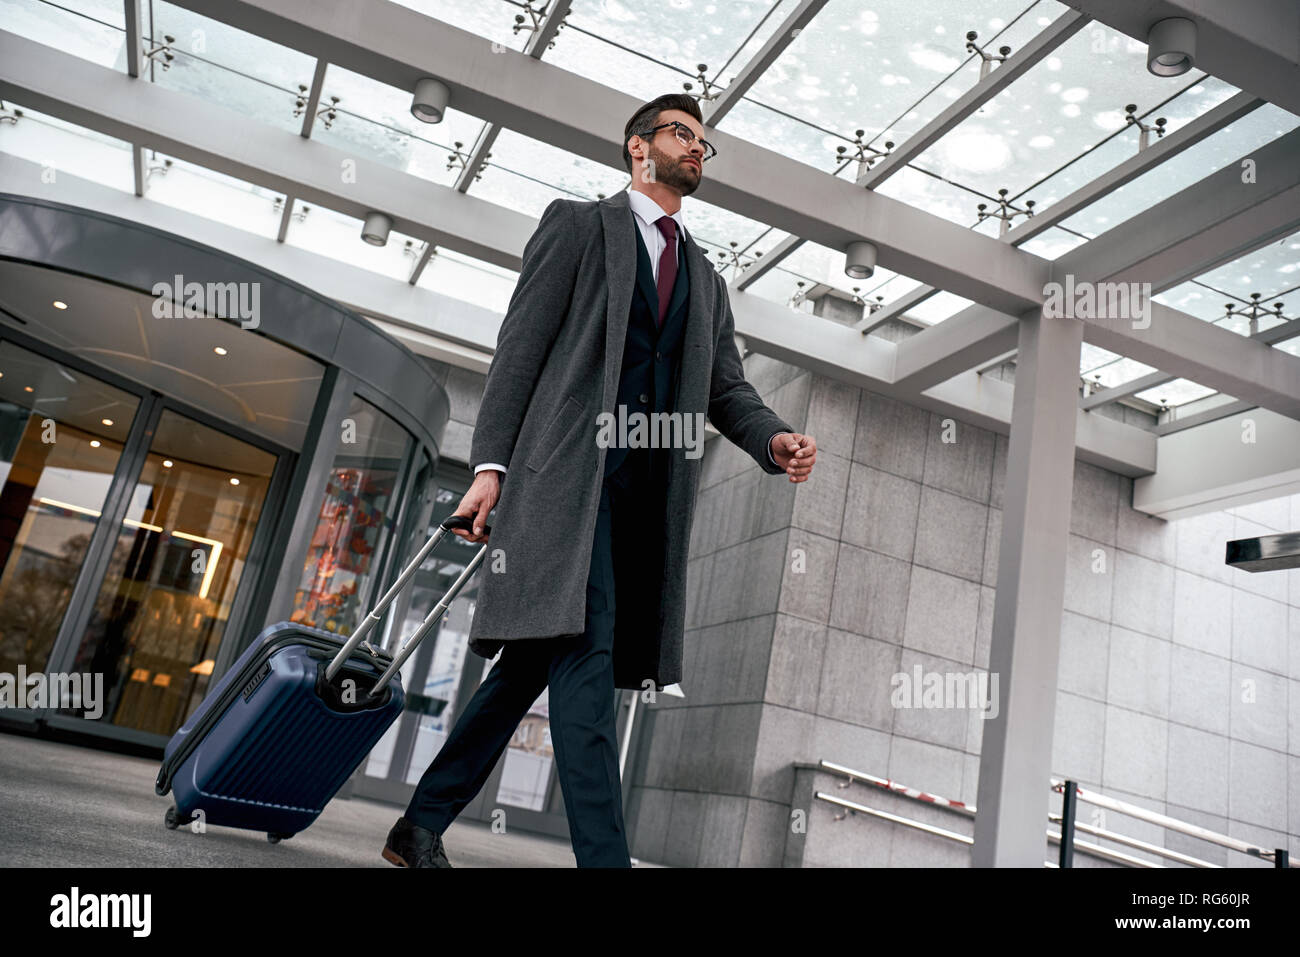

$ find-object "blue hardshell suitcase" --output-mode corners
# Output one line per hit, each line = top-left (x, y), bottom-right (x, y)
(156, 515), (490, 843)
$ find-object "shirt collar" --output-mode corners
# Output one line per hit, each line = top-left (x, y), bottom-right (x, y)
(626, 187), (688, 244)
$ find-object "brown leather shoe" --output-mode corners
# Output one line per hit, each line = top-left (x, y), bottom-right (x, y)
(382, 816), (453, 868)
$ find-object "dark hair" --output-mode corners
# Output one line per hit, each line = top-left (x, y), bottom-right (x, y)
(622, 93), (703, 174)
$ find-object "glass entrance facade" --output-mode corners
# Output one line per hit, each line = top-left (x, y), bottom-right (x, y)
(67, 410), (277, 734)
(0, 339), (141, 677)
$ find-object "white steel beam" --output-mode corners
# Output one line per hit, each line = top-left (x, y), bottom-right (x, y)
(1054, 126), (1300, 294)
(1134, 407), (1300, 519)
(703, 0), (831, 125)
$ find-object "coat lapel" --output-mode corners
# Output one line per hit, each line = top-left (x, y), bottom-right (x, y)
(675, 225), (713, 413)
(600, 192), (636, 419)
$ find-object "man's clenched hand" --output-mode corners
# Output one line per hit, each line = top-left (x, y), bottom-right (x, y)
(770, 433), (817, 483)
(451, 470), (500, 542)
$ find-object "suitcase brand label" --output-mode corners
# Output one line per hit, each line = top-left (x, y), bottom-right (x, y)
(242, 660), (271, 701)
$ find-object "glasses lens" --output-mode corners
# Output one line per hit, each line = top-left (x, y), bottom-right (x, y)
(674, 124), (716, 162)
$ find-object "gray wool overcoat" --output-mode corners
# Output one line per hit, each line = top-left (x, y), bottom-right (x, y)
(465, 188), (794, 690)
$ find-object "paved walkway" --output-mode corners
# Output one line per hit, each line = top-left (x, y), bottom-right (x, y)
(0, 730), (663, 867)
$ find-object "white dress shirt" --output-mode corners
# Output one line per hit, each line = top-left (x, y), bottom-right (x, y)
(475, 187), (785, 478)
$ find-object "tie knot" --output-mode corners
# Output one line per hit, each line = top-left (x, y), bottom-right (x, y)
(656, 215), (678, 243)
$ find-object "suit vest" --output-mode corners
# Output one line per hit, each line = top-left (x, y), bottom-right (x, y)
(603, 221), (691, 483)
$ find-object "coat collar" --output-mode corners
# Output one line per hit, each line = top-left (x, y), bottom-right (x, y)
(626, 186), (689, 245)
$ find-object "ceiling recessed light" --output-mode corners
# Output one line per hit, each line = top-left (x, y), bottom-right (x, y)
(90, 440), (101, 448)
(101, 418), (113, 426)
(229, 477), (240, 485)
(162, 459), (174, 468)
(52, 300), (68, 310)
(23, 386), (33, 392)
(214, 346), (227, 356)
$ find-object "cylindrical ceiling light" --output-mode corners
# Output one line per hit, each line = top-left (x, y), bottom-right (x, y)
(410, 77), (451, 123)
(845, 241), (878, 280)
(362, 211), (393, 247)
(1146, 17), (1196, 76)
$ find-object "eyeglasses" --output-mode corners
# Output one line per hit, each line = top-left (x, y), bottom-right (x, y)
(633, 120), (717, 163)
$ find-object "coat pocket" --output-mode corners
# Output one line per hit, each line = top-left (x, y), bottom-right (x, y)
(526, 395), (584, 473)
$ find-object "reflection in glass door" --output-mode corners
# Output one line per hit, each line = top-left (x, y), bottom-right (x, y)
(288, 394), (412, 636)
(0, 339), (141, 678)
(67, 409), (277, 734)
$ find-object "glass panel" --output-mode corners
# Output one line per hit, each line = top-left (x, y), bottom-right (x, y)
(142, 1), (315, 135)
(722, 0), (1060, 172)
(1156, 233), (1300, 336)
(1078, 343), (1157, 387)
(1187, 230), (1300, 305)
(1, 0), (128, 70)
(716, 97), (849, 172)
(681, 196), (777, 260)
(285, 200), (427, 281)
(875, 163), (994, 227)
(911, 22), (1235, 212)
(565, 0), (782, 79)
(290, 395), (413, 635)
(1016, 225), (1088, 259)
(1133, 378), (1217, 408)
(545, 20), (691, 101)
(1021, 76), (1239, 217)
(1058, 105), (1300, 238)
(0, 340), (140, 677)
(140, 150), (285, 239)
(312, 65), (487, 187)
(468, 127), (628, 215)
(0, 103), (135, 192)
(906, 290), (976, 324)
(67, 409), (276, 734)
(415, 248), (520, 314)
(389, 0), (532, 52)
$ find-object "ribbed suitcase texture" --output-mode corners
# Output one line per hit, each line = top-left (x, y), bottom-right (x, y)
(157, 622), (405, 840)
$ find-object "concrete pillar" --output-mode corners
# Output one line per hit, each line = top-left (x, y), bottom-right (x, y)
(972, 307), (1082, 866)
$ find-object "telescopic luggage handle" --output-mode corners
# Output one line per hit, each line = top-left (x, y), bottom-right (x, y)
(325, 514), (492, 690)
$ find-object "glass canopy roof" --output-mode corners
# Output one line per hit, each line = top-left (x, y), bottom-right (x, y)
(2, 0), (1297, 417)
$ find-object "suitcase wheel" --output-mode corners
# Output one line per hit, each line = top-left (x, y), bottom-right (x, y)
(267, 832), (294, 844)
(164, 806), (193, 830)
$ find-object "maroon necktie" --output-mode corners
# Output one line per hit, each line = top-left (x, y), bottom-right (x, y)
(654, 215), (678, 329)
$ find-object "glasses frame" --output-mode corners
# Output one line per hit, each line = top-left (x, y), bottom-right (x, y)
(632, 120), (717, 163)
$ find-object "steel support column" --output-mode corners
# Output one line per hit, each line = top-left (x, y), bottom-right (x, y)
(973, 308), (1083, 867)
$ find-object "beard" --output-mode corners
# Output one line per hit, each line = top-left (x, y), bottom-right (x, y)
(646, 141), (701, 196)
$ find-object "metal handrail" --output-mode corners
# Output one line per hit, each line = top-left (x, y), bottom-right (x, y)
(1051, 778), (1289, 866)
(1046, 830), (1162, 868)
(811, 760), (1290, 868)
(1049, 814), (1219, 868)
(814, 792), (972, 845)
(817, 760), (975, 817)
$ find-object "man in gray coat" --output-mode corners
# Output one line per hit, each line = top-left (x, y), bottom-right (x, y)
(383, 93), (818, 869)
